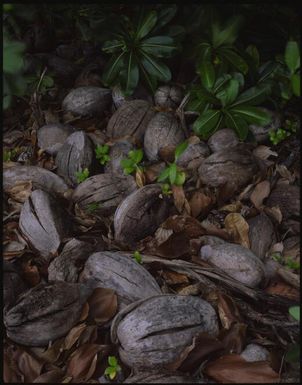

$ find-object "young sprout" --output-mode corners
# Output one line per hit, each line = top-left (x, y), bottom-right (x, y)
(75, 168), (89, 183)
(133, 250), (142, 264)
(104, 356), (122, 380)
(120, 149), (144, 175)
(95, 144), (110, 165)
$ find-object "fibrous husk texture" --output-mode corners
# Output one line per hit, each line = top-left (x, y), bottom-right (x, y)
(104, 140), (135, 175)
(111, 294), (219, 369)
(55, 130), (94, 186)
(114, 184), (170, 247)
(62, 86), (112, 116)
(248, 213), (276, 260)
(72, 173), (137, 215)
(80, 252), (161, 307)
(266, 184), (300, 219)
(154, 85), (183, 109)
(207, 128), (239, 153)
(144, 112), (185, 161)
(4, 281), (92, 346)
(19, 189), (72, 261)
(107, 99), (155, 141)
(37, 123), (75, 155)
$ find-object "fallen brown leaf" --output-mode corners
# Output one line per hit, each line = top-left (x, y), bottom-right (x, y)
(219, 201), (242, 213)
(159, 145), (175, 162)
(264, 206), (283, 224)
(200, 219), (230, 240)
(21, 259), (41, 287)
(172, 185), (191, 215)
(88, 287), (118, 325)
(33, 369), (65, 383)
(3, 350), (23, 383)
(205, 354), (279, 383)
(163, 215), (206, 238)
(217, 293), (242, 330)
(250, 180), (271, 209)
(253, 145), (278, 160)
(7, 180), (33, 203)
(156, 232), (191, 259)
(66, 344), (109, 382)
(265, 280), (300, 301)
(189, 191), (212, 218)
(161, 270), (189, 285)
(14, 348), (44, 382)
(77, 325), (98, 346)
(79, 302), (90, 322)
(29, 338), (65, 365)
(224, 213), (250, 248)
(135, 168), (146, 188)
(219, 323), (247, 354)
(63, 323), (87, 350)
(145, 162), (166, 183)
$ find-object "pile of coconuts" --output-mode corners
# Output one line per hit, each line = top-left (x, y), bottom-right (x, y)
(3, 80), (299, 384)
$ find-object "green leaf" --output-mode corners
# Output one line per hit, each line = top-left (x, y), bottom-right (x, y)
(230, 106), (271, 126)
(198, 60), (215, 90)
(246, 45), (260, 68)
(3, 40), (25, 74)
(108, 356), (117, 367)
(129, 149), (143, 164)
(157, 167), (171, 182)
(219, 47), (248, 74)
(136, 11), (157, 40)
(102, 52), (126, 86)
(230, 83), (271, 107)
(258, 61), (279, 83)
(120, 158), (134, 169)
(133, 251), (142, 264)
(213, 74), (232, 93)
(174, 171), (186, 186)
(211, 16), (243, 47)
(139, 61), (158, 93)
(193, 110), (221, 139)
(224, 111), (249, 140)
(121, 52), (139, 95)
(285, 41), (300, 74)
(169, 163), (177, 184)
(291, 73), (300, 97)
(216, 79), (239, 107)
(289, 306), (300, 321)
(102, 39), (124, 54)
(140, 53), (171, 82)
(174, 141), (188, 161)
(153, 5), (177, 32)
(141, 36), (177, 57)
(285, 344), (300, 363)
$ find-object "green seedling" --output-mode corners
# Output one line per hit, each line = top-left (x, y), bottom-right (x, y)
(133, 251), (142, 264)
(104, 355), (121, 380)
(120, 149), (144, 175)
(86, 202), (100, 214)
(269, 119), (298, 145)
(157, 141), (188, 187)
(3, 148), (19, 162)
(284, 256), (300, 272)
(95, 144), (110, 165)
(161, 183), (173, 196)
(75, 168), (89, 183)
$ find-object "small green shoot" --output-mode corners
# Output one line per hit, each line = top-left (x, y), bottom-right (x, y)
(120, 149), (144, 175)
(104, 355), (121, 380)
(75, 168), (89, 183)
(284, 256), (300, 272)
(95, 144), (110, 165)
(86, 202), (100, 214)
(161, 183), (173, 196)
(133, 251), (142, 264)
(3, 148), (19, 162)
(269, 119), (298, 145)
(157, 141), (188, 187)
(289, 306), (300, 322)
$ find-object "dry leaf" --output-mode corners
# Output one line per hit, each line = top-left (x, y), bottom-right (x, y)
(224, 213), (250, 248)
(265, 280), (299, 301)
(66, 344), (108, 382)
(135, 168), (146, 188)
(161, 270), (189, 285)
(200, 219), (230, 240)
(189, 191), (212, 217)
(166, 337), (196, 371)
(159, 145), (175, 162)
(172, 185), (191, 215)
(79, 302), (90, 322)
(88, 287), (118, 325)
(3, 350), (23, 383)
(154, 227), (174, 245)
(77, 325), (98, 346)
(15, 349), (44, 383)
(238, 183), (256, 201)
(3, 241), (26, 259)
(21, 260), (41, 286)
(29, 338), (65, 365)
(187, 135), (200, 145)
(177, 283), (202, 296)
(217, 293), (242, 330)
(33, 369), (65, 383)
(264, 206), (283, 224)
(253, 145), (278, 160)
(269, 242), (284, 254)
(145, 162), (165, 183)
(8, 181), (33, 203)
(63, 323), (87, 350)
(276, 164), (295, 182)
(219, 202), (242, 213)
(205, 354), (279, 383)
(219, 323), (247, 354)
(250, 180), (270, 209)
(163, 215), (206, 238)
(156, 232), (191, 259)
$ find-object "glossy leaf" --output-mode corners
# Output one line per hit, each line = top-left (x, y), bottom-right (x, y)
(216, 78), (239, 106)
(102, 39), (124, 54)
(175, 141), (188, 161)
(291, 73), (300, 97)
(169, 163), (177, 184)
(108, 356), (118, 367)
(199, 59), (215, 90)
(230, 83), (271, 107)
(193, 109), (222, 139)
(219, 47), (248, 74)
(140, 52), (171, 82)
(224, 111), (249, 140)
(211, 16), (243, 47)
(139, 61), (158, 93)
(3, 39), (25, 74)
(175, 171), (186, 186)
(230, 106), (271, 126)
(157, 167), (170, 182)
(136, 11), (157, 40)
(289, 306), (300, 321)
(141, 36), (177, 57)
(285, 41), (300, 74)
(120, 52), (139, 95)
(102, 51), (126, 85)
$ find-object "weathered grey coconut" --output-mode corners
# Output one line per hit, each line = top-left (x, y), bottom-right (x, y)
(72, 173), (137, 215)
(124, 371), (205, 383)
(248, 213), (276, 260)
(176, 141), (210, 169)
(199, 235), (228, 247)
(80, 252), (161, 307)
(55, 131), (94, 186)
(111, 295), (219, 369)
(3, 262), (28, 310)
(107, 99), (155, 141)
(62, 86), (111, 116)
(19, 189), (72, 261)
(48, 238), (99, 283)
(200, 242), (265, 287)
(114, 184), (170, 247)
(154, 85), (183, 109)
(3, 165), (69, 196)
(198, 147), (258, 191)
(249, 108), (281, 142)
(240, 343), (270, 362)
(104, 140), (135, 175)
(207, 128), (239, 153)
(112, 85), (132, 110)
(4, 281), (92, 346)
(144, 112), (185, 161)
(266, 184), (300, 219)
(37, 123), (75, 155)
